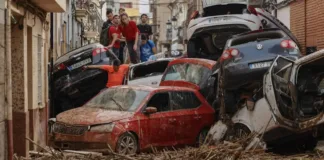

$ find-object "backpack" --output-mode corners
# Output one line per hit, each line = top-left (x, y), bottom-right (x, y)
(100, 22), (112, 46)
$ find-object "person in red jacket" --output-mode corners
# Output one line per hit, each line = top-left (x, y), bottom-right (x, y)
(119, 13), (140, 64)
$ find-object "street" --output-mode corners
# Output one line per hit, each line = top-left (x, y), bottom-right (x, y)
(2, 0), (324, 160)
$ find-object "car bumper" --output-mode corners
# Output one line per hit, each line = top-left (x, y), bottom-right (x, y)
(49, 132), (117, 152)
(222, 60), (273, 90)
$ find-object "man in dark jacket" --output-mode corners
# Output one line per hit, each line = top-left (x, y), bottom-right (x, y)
(102, 9), (114, 30)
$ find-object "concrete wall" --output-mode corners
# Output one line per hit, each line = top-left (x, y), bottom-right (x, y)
(10, 2), (49, 156)
(277, 0), (290, 29)
(0, 1), (7, 159)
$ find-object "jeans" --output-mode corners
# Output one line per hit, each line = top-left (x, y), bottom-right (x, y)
(126, 40), (139, 64)
(112, 47), (120, 58)
(119, 42), (125, 63)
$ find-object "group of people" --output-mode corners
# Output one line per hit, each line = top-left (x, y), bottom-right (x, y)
(84, 8), (157, 88)
(104, 8), (157, 65)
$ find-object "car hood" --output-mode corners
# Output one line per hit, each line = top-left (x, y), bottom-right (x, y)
(56, 107), (134, 125)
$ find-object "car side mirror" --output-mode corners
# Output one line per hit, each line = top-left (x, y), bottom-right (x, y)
(144, 107), (157, 114)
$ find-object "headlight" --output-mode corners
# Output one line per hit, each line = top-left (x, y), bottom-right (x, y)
(171, 50), (181, 56)
(89, 123), (115, 133)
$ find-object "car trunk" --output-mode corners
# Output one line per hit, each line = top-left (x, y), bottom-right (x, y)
(188, 25), (251, 61)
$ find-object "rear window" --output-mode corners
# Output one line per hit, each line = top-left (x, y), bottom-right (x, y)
(230, 31), (285, 46)
(130, 61), (170, 80)
(203, 4), (248, 17)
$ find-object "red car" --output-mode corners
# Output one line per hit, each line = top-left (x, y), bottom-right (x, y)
(160, 58), (218, 105)
(49, 85), (215, 154)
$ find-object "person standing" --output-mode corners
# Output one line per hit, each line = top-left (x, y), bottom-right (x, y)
(140, 35), (157, 62)
(119, 13), (140, 64)
(102, 9), (113, 30)
(107, 15), (124, 59)
(84, 60), (129, 88)
(137, 14), (153, 39)
(118, 8), (126, 63)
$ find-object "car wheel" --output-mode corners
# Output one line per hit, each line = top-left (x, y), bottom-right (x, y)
(116, 132), (138, 155)
(196, 128), (209, 147)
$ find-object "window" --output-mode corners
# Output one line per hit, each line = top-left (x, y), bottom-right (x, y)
(86, 88), (150, 112)
(170, 91), (201, 111)
(120, 2), (132, 8)
(147, 93), (171, 112)
(37, 35), (43, 105)
(163, 63), (212, 86)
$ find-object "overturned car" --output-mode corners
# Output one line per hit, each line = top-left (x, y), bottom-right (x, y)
(208, 49), (324, 150)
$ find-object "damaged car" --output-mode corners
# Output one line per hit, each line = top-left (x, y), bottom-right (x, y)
(49, 85), (215, 154)
(217, 28), (302, 114)
(160, 58), (218, 105)
(187, 0), (263, 60)
(127, 58), (173, 86)
(208, 49), (324, 150)
(52, 43), (117, 117)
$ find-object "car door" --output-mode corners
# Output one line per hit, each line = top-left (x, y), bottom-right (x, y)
(169, 91), (205, 145)
(265, 54), (324, 131)
(145, 92), (176, 147)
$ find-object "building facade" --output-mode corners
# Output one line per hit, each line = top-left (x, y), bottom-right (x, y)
(52, 0), (104, 60)
(0, 0), (66, 159)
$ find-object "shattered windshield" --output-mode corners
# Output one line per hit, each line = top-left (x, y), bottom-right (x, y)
(163, 63), (212, 85)
(85, 88), (150, 112)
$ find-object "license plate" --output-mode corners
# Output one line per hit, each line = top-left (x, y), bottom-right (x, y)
(249, 61), (272, 69)
(209, 17), (229, 23)
(68, 58), (92, 71)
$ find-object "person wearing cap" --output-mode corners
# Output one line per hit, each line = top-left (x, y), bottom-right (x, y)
(107, 15), (124, 60)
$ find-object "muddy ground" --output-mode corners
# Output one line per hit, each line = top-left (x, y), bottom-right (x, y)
(18, 137), (324, 160)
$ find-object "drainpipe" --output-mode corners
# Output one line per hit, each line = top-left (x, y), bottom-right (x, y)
(72, 0), (75, 49)
(5, 0), (13, 159)
(50, 12), (54, 118)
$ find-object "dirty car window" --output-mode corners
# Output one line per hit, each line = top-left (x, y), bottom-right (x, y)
(163, 63), (211, 85)
(85, 88), (150, 112)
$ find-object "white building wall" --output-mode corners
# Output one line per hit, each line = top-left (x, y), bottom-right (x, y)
(277, 0), (290, 29)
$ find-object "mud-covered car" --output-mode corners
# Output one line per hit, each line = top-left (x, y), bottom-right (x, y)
(217, 29), (302, 113)
(186, 0), (263, 60)
(208, 49), (324, 150)
(160, 58), (218, 105)
(52, 43), (117, 117)
(127, 58), (173, 86)
(49, 85), (215, 154)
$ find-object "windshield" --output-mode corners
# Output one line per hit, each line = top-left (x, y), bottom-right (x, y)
(85, 88), (150, 112)
(163, 63), (212, 86)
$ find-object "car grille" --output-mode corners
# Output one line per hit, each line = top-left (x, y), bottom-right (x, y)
(53, 123), (89, 135)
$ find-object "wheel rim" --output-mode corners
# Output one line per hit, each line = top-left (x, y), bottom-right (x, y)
(118, 135), (137, 154)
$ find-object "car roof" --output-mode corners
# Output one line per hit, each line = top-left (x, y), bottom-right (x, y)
(168, 58), (217, 69)
(130, 58), (174, 67)
(110, 85), (197, 92)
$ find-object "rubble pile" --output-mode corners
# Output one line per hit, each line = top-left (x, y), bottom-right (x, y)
(18, 135), (324, 160)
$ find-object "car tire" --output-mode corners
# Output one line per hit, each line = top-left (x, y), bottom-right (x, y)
(196, 128), (209, 147)
(116, 132), (139, 155)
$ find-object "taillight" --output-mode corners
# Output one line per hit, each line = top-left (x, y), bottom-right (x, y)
(248, 6), (258, 16)
(281, 40), (296, 49)
(58, 63), (66, 70)
(92, 47), (108, 56)
(220, 48), (240, 62)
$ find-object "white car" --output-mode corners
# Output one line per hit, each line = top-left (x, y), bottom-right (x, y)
(208, 49), (324, 150)
(126, 58), (174, 86)
(187, 0), (263, 60)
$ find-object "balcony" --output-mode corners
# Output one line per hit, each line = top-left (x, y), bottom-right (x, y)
(75, 0), (90, 22)
(31, 0), (66, 12)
